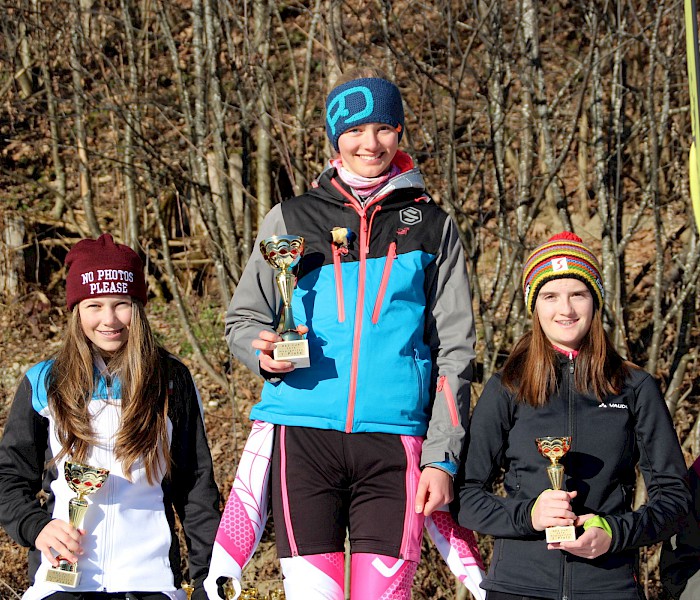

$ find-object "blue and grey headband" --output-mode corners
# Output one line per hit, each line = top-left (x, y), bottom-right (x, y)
(325, 77), (404, 151)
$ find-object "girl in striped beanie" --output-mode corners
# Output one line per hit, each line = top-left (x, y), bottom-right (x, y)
(454, 231), (690, 600)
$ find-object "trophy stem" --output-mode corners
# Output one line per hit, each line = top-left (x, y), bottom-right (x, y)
(546, 463), (565, 491)
(276, 272), (295, 306)
(280, 306), (301, 340)
(68, 496), (89, 529)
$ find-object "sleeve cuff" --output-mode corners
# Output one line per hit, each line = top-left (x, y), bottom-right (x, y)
(583, 515), (613, 538)
(425, 460), (458, 477)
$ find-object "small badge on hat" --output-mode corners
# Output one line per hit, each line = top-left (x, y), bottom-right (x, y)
(551, 257), (569, 272)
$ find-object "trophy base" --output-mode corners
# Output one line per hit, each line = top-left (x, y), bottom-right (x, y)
(273, 339), (310, 368)
(545, 525), (577, 543)
(46, 563), (81, 587)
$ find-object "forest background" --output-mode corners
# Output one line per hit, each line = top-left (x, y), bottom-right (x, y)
(0, 0), (699, 598)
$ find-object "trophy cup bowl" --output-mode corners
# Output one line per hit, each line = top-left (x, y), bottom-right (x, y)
(535, 436), (576, 543)
(260, 235), (310, 368)
(45, 461), (110, 587)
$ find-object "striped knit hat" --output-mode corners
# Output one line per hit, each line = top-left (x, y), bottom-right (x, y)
(522, 231), (604, 315)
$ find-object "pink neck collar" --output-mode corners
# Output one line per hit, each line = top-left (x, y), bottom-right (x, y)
(552, 344), (579, 358)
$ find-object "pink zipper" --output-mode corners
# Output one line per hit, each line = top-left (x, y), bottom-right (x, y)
(371, 242), (396, 324)
(329, 178), (392, 433)
(332, 244), (345, 323)
(345, 213), (367, 433)
(437, 375), (459, 427)
(330, 179), (368, 433)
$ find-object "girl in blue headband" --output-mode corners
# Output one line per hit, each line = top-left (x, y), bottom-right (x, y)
(217, 67), (479, 599)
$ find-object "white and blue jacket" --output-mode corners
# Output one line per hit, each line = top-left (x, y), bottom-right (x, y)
(0, 353), (220, 600)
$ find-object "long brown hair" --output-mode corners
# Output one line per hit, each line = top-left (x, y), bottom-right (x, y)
(47, 300), (170, 484)
(501, 307), (630, 407)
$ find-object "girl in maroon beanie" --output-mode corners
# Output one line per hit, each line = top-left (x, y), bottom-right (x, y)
(0, 234), (220, 600)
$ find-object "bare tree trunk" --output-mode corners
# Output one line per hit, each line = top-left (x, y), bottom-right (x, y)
(204, 0), (241, 285)
(297, 0), (322, 194)
(519, 0), (571, 232)
(254, 0), (272, 228)
(644, 3), (671, 375)
(16, 7), (33, 98)
(70, 0), (100, 236)
(31, 0), (69, 222)
(481, 0), (513, 377)
(120, 0), (140, 249)
(0, 212), (25, 299)
(192, 0), (233, 303)
(587, 5), (621, 338)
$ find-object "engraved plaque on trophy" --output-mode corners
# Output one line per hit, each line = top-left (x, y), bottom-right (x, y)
(260, 235), (310, 368)
(535, 436), (576, 543)
(45, 461), (110, 587)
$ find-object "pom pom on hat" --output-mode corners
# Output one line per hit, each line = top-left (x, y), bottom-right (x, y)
(522, 231), (604, 315)
(65, 233), (147, 310)
(325, 77), (404, 152)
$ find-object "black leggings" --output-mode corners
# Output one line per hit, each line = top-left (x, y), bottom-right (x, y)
(46, 593), (169, 600)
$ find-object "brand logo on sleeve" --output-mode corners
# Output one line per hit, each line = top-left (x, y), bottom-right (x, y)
(400, 207), (422, 225)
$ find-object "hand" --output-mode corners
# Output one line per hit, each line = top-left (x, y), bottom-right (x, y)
(531, 489), (577, 532)
(35, 519), (83, 566)
(415, 467), (453, 516)
(252, 326), (309, 374)
(553, 513), (612, 558)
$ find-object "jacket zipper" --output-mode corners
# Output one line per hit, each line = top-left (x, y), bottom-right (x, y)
(436, 375), (460, 427)
(562, 352), (575, 600)
(371, 241), (396, 324)
(100, 398), (118, 590)
(332, 244), (345, 322)
(331, 178), (369, 434)
(345, 211), (368, 432)
(329, 177), (393, 433)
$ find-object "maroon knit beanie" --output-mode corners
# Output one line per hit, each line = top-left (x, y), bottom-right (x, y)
(65, 234), (147, 310)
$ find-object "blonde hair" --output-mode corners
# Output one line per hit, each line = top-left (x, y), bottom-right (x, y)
(47, 300), (170, 484)
(333, 66), (390, 87)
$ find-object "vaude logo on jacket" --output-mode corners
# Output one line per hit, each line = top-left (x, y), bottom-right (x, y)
(598, 402), (628, 409)
(400, 207), (422, 225)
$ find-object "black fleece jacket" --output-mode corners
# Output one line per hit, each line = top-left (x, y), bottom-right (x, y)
(453, 355), (690, 600)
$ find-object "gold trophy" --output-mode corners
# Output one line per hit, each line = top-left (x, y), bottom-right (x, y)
(260, 235), (310, 368)
(535, 436), (576, 543)
(46, 461), (110, 587)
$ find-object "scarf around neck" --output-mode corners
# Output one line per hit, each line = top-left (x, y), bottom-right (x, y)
(331, 157), (401, 198)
